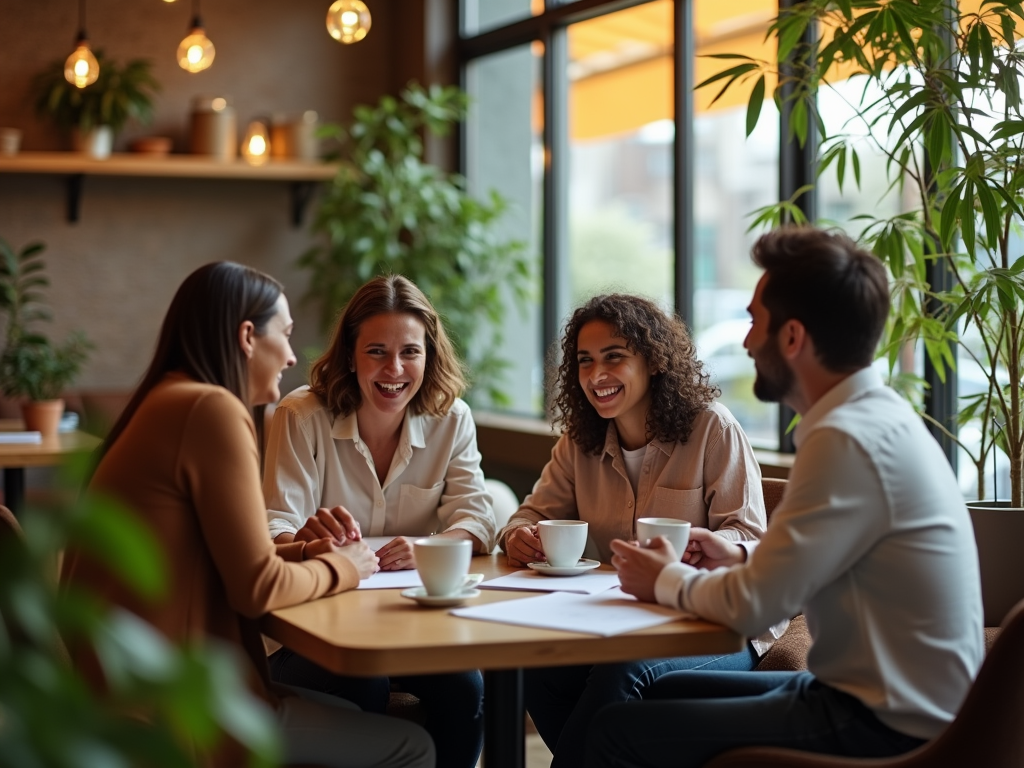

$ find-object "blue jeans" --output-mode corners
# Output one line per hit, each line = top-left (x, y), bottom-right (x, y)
(269, 647), (482, 768)
(525, 644), (759, 768)
(585, 670), (927, 768)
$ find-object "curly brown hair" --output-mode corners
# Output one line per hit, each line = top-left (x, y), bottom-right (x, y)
(552, 294), (720, 455)
(309, 275), (466, 418)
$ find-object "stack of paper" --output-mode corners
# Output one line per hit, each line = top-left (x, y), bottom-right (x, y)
(0, 431), (42, 444)
(451, 587), (692, 636)
(480, 570), (621, 595)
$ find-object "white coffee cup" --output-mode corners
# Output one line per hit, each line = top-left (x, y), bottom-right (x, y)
(538, 520), (589, 567)
(414, 538), (481, 596)
(636, 518), (691, 556)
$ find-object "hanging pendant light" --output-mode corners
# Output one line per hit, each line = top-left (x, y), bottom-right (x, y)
(64, 0), (99, 89)
(177, 0), (215, 73)
(326, 0), (371, 44)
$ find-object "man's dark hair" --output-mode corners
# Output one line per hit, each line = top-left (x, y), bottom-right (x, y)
(752, 227), (889, 372)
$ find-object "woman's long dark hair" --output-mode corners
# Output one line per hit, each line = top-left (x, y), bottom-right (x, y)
(552, 294), (720, 455)
(99, 262), (283, 461)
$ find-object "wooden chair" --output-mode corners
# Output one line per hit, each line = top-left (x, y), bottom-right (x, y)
(706, 596), (1024, 767)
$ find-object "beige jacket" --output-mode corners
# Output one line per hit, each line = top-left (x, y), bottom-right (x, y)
(499, 402), (767, 563)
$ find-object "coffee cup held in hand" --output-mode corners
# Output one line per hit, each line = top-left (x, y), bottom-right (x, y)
(537, 520), (589, 567)
(414, 538), (478, 596)
(636, 518), (691, 556)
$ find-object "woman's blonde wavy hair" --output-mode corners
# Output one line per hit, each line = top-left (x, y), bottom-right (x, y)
(309, 275), (466, 417)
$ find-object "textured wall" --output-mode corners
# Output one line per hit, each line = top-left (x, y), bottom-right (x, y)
(0, 0), (443, 393)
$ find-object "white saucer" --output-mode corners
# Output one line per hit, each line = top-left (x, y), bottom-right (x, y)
(401, 587), (481, 607)
(527, 558), (601, 577)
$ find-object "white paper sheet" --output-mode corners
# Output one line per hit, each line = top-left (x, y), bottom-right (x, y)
(0, 431), (42, 444)
(479, 570), (621, 595)
(356, 569), (423, 590)
(451, 587), (692, 636)
(360, 536), (396, 552)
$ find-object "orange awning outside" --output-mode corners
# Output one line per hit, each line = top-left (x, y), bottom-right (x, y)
(567, 0), (995, 142)
(568, 0), (776, 141)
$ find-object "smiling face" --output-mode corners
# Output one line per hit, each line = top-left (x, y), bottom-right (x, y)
(353, 312), (427, 421)
(247, 294), (297, 406)
(576, 319), (653, 447)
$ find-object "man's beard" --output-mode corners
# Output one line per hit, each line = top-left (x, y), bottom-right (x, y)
(752, 333), (794, 404)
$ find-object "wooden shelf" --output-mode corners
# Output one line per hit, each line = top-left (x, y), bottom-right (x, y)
(0, 151), (340, 224)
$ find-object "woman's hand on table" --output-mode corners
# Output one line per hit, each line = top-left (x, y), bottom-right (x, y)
(334, 541), (380, 579)
(610, 537), (679, 603)
(683, 528), (745, 570)
(294, 506), (362, 545)
(506, 525), (545, 567)
(375, 536), (416, 571)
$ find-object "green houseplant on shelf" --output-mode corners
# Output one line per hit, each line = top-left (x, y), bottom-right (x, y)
(299, 82), (531, 407)
(703, 0), (1024, 623)
(0, 238), (91, 437)
(32, 50), (159, 159)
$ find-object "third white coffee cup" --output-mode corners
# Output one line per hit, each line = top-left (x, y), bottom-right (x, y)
(636, 517), (691, 555)
(538, 520), (589, 567)
(414, 538), (480, 596)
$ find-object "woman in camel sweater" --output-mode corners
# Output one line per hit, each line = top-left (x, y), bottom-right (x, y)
(61, 262), (434, 768)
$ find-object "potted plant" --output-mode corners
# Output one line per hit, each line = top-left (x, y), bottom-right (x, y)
(1, 455), (280, 767)
(703, 0), (1024, 623)
(32, 50), (159, 159)
(0, 238), (91, 437)
(299, 82), (531, 406)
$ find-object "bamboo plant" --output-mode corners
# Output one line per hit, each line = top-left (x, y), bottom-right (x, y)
(703, 0), (1024, 503)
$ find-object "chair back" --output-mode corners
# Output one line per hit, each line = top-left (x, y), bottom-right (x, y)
(761, 477), (787, 522)
(919, 596), (1024, 766)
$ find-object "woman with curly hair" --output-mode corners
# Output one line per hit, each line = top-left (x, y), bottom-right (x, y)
(498, 293), (774, 768)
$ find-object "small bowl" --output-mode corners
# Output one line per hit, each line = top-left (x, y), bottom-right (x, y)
(129, 136), (173, 156)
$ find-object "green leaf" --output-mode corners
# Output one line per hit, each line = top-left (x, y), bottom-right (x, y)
(746, 75), (766, 136)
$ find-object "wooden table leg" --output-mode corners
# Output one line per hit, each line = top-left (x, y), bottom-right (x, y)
(484, 668), (525, 768)
(3, 467), (24, 517)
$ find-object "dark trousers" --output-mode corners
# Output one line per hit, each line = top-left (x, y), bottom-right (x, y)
(270, 647), (483, 768)
(586, 670), (927, 768)
(525, 644), (759, 768)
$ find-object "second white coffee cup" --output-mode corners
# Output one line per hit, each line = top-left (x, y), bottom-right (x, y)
(636, 517), (691, 555)
(538, 519), (589, 567)
(414, 538), (481, 596)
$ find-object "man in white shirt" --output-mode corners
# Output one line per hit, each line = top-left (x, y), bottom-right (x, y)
(589, 227), (985, 767)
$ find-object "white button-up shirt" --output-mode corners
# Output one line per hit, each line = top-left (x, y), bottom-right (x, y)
(264, 387), (496, 552)
(654, 368), (985, 739)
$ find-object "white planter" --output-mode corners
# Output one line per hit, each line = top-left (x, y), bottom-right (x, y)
(72, 125), (113, 159)
(967, 500), (1024, 625)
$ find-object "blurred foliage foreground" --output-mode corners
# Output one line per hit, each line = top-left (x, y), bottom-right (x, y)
(0, 453), (280, 768)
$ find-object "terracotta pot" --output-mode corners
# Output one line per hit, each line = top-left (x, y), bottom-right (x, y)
(21, 399), (64, 439)
(967, 500), (1024, 626)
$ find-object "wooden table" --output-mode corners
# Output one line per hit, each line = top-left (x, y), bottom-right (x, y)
(262, 555), (744, 768)
(0, 420), (102, 515)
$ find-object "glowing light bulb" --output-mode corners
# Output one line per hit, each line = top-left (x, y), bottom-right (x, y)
(326, 0), (371, 44)
(177, 24), (215, 72)
(242, 121), (271, 165)
(64, 40), (99, 88)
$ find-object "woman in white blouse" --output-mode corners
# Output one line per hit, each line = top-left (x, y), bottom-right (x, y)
(263, 274), (494, 768)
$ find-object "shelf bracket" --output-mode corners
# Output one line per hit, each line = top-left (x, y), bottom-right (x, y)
(290, 181), (317, 228)
(67, 174), (84, 223)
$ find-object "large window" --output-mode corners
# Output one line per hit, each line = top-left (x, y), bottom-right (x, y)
(465, 46), (545, 414)
(460, 0), (781, 447)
